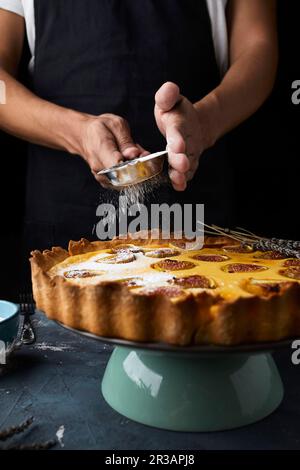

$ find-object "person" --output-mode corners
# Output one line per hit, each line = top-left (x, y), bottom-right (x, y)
(0, 0), (277, 260)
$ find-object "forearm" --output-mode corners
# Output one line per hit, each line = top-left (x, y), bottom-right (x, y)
(194, 41), (278, 146)
(0, 67), (86, 155)
(0, 67), (145, 182)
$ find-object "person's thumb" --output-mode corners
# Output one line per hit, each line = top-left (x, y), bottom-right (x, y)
(155, 82), (182, 113)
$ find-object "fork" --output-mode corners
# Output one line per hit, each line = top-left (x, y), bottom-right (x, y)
(19, 293), (36, 345)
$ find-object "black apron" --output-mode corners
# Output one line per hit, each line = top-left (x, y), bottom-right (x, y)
(24, 0), (233, 257)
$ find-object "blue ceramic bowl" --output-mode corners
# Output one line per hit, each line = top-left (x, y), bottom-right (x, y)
(0, 300), (20, 346)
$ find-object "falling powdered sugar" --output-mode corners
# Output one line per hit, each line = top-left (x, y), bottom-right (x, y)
(102, 173), (168, 232)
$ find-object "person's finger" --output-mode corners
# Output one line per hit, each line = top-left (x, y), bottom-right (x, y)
(155, 82), (182, 113)
(135, 143), (151, 157)
(105, 117), (140, 159)
(97, 132), (123, 170)
(185, 156), (200, 181)
(166, 124), (186, 154)
(122, 147), (141, 159)
(168, 152), (190, 173)
(169, 169), (187, 191)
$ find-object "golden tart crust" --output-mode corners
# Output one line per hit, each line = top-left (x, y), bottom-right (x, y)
(30, 231), (300, 346)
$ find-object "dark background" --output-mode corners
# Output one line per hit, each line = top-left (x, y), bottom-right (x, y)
(230, 1), (300, 240)
(0, 1), (299, 301)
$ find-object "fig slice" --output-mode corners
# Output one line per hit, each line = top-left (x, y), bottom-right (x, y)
(96, 252), (136, 264)
(222, 263), (268, 273)
(169, 240), (190, 250)
(223, 245), (253, 254)
(242, 278), (294, 296)
(64, 269), (104, 279)
(169, 238), (199, 250)
(253, 251), (287, 260)
(279, 266), (300, 280)
(283, 259), (300, 267)
(145, 248), (180, 258)
(111, 244), (143, 254)
(171, 275), (216, 289)
(151, 259), (196, 271)
(192, 254), (229, 262)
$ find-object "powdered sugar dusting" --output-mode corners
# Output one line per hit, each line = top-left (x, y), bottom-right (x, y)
(52, 250), (175, 287)
(142, 272), (174, 285)
(34, 342), (73, 352)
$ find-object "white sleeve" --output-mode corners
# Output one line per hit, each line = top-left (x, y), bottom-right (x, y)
(206, 0), (228, 76)
(0, 0), (24, 17)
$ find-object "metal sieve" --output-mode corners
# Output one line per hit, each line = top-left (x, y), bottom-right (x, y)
(97, 150), (168, 189)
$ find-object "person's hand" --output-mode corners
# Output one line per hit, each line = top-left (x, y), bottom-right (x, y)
(155, 82), (214, 191)
(80, 113), (149, 186)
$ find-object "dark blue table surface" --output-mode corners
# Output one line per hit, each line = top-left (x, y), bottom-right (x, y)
(0, 312), (300, 450)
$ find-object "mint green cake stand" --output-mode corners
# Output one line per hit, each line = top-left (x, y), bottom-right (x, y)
(58, 323), (287, 432)
(101, 344), (285, 432)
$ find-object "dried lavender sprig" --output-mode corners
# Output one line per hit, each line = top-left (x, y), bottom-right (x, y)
(212, 225), (300, 257)
(217, 225), (262, 241)
(0, 417), (33, 441)
(251, 240), (300, 259)
(235, 226), (262, 238)
(210, 224), (265, 245)
(199, 222), (300, 258)
(197, 221), (242, 244)
(5, 439), (57, 451)
(270, 238), (300, 250)
(235, 227), (300, 251)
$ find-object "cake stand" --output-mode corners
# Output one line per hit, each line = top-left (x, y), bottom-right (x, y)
(58, 322), (290, 432)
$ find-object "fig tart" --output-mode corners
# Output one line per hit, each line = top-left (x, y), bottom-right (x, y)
(30, 231), (300, 346)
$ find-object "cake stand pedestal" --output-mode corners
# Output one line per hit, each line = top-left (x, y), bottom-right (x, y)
(58, 323), (288, 432)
